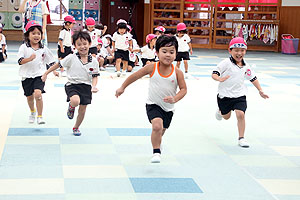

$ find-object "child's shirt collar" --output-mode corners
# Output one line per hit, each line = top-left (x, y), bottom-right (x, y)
(230, 56), (245, 66)
(75, 52), (93, 64)
(25, 41), (43, 49)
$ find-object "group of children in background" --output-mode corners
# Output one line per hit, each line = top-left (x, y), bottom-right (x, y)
(0, 15), (269, 163)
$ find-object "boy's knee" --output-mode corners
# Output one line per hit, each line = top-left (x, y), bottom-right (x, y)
(152, 120), (163, 133)
(236, 111), (245, 121)
(70, 96), (80, 107)
(34, 91), (42, 100)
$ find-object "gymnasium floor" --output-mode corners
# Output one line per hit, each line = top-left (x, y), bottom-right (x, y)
(0, 41), (300, 200)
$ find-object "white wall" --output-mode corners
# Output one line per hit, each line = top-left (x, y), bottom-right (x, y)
(282, 0), (300, 6)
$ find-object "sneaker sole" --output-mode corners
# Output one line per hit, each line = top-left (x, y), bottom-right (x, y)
(37, 122), (46, 125)
(73, 133), (81, 136)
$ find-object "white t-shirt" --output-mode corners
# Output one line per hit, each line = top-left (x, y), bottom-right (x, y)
(17, 43), (55, 78)
(176, 34), (191, 52)
(60, 53), (100, 86)
(0, 34), (6, 51)
(58, 29), (72, 47)
(213, 57), (257, 98)
(84, 29), (102, 47)
(129, 38), (139, 62)
(112, 32), (132, 50)
(146, 62), (178, 112)
(141, 45), (156, 59)
(97, 46), (107, 58)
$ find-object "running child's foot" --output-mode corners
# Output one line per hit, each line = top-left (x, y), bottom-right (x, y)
(67, 103), (75, 119)
(215, 109), (222, 121)
(37, 116), (45, 124)
(116, 71), (121, 77)
(184, 72), (189, 79)
(28, 111), (36, 123)
(122, 70), (126, 76)
(73, 128), (81, 136)
(151, 153), (161, 163)
(100, 66), (106, 71)
(238, 138), (250, 148)
(61, 71), (67, 77)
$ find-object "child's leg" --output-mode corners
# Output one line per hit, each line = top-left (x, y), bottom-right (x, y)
(122, 61), (128, 72)
(176, 61), (181, 68)
(183, 60), (188, 73)
(222, 111), (231, 120)
(70, 95), (80, 108)
(98, 57), (104, 67)
(127, 65), (133, 72)
(26, 95), (35, 112)
(34, 89), (43, 116)
(235, 110), (245, 138)
(151, 118), (164, 150)
(74, 105), (87, 129)
(115, 58), (122, 72)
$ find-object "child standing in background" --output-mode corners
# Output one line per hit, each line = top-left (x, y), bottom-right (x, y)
(84, 17), (102, 57)
(127, 25), (140, 72)
(154, 26), (165, 37)
(112, 19), (133, 77)
(17, 20), (56, 124)
(140, 34), (157, 67)
(42, 31), (100, 136)
(175, 23), (192, 79)
(58, 15), (76, 76)
(0, 23), (7, 63)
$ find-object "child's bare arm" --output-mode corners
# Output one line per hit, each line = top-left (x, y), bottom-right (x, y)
(115, 63), (154, 97)
(41, 63), (60, 82)
(58, 40), (64, 52)
(19, 53), (36, 65)
(251, 79), (269, 99)
(91, 76), (99, 93)
(188, 43), (193, 55)
(212, 73), (230, 82)
(164, 68), (187, 103)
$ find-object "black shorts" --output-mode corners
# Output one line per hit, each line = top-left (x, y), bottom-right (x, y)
(58, 46), (73, 59)
(217, 95), (247, 115)
(65, 84), (92, 105)
(146, 104), (174, 129)
(89, 47), (98, 55)
(0, 50), (7, 62)
(175, 52), (190, 61)
(21, 76), (45, 97)
(141, 58), (155, 67)
(128, 61), (135, 67)
(115, 49), (129, 61)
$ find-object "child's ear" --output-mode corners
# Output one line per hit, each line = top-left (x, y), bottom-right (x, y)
(228, 48), (232, 53)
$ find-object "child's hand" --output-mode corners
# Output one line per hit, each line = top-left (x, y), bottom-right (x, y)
(41, 74), (47, 82)
(53, 71), (59, 77)
(259, 90), (269, 99)
(115, 88), (124, 98)
(163, 96), (175, 104)
(29, 53), (36, 61)
(91, 86), (99, 93)
(61, 48), (65, 53)
(219, 75), (230, 82)
(190, 49), (193, 55)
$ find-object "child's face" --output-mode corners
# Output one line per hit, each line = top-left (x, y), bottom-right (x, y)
(150, 38), (157, 46)
(118, 28), (126, 34)
(177, 31), (184, 37)
(157, 46), (176, 66)
(97, 44), (102, 51)
(70, 23), (75, 29)
(155, 31), (162, 36)
(74, 38), (91, 55)
(29, 28), (42, 44)
(229, 48), (246, 63)
(87, 25), (94, 31)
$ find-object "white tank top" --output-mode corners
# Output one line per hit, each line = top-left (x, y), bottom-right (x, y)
(146, 62), (178, 112)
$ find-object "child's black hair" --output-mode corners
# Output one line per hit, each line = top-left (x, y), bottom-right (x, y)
(95, 23), (104, 30)
(62, 21), (72, 30)
(155, 34), (178, 53)
(72, 30), (91, 46)
(117, 22), (127, 30)
(24, 26), (43, 48)
(178, 29), (187, 34)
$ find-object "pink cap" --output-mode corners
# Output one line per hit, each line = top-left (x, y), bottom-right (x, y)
(85, 17), (95, 26)
(177, 23), (186, 31)
(25, 20), (41, 32)
(98, 38), (103, 45)
(155, 26), (166, 33)
(127, 25), (132, 33)
(64, 15), (76, 23)
(146, 34), (157, 44)
(229, 37), (247, 49)
(117, 19), (127, 25)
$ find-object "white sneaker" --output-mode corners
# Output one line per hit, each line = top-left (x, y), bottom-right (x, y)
(215, 109), (222, 121)
(100, 66), (105, 71)
(122, 70), (126, 76)
(28, 112), (36, 123)
(116, 71), (121, 77)
(37, 117), (45, 125)
(184, 72), (189, 79)
(238, 138), (250, 148)
(151, 153), (161, 163)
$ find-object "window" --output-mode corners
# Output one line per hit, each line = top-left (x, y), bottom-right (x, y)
(48, 0), (69, 23)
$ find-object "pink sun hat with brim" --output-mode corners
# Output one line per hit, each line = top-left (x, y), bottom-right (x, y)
(117, 19), (127, 25)
(64, 15), (76, 23)
(85, 17), (95, 26)
(146, 34), (157, 44)
(97, 38), (103, 45)
(25, 20), (41, 32)
(155, 26), (166, 33)
(229, 37), (247, 49)
(177, 23), (187, 31)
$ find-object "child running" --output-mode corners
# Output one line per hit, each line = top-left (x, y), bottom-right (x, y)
(0, 23), (7, 63)
(154, 26), (165, 37)
(175, 23), (192, 79)
(112, 19), (133, 77)
(42, 31), (100, 136)
(17, 20), (56, 124)
(58, 15), (76, 76)
(115, 35), (187, 163)
(212, 37), (269, 148)
(84, 17), (102, 57)
(140, 34), (157, 67)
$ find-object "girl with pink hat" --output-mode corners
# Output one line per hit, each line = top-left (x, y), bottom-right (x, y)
(84, 17), (102, 57)
(175, 23), (193, 79)
(212, 37), (269, 148)
(140, 34), (157, 67)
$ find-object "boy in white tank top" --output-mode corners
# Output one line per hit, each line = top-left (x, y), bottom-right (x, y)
(115, 35), (187, 163)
